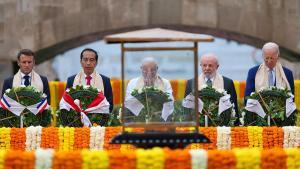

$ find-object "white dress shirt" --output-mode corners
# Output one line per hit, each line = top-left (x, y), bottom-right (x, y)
(20, 72), (32, 85)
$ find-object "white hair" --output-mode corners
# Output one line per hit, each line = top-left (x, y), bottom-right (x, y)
(200, 53), (219, 65)
(262, 42), (280, 56)
(141, 57), (158, 67)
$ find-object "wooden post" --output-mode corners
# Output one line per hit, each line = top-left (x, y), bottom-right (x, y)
(194, 42), (199, 133)
(121, 42), (125, 132)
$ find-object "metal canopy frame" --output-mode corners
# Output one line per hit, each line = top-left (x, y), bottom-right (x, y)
(105, 28), (214, 133)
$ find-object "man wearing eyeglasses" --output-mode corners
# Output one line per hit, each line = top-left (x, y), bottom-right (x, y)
(126, 57), (173, 100)
(245, 42), (294, 97)
(184, 53), (239, 124)
(66, 48), (113, 113)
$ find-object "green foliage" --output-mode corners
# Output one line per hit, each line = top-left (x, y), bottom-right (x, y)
(0, 86), (51, 127)
(243, 87), (297, 126)
(107, 105), (121, 126)
(199, 86), (235, 126)
(184, 86), (236, 126)
(57, 85), (108, 127)
(124, 86), (172, 123)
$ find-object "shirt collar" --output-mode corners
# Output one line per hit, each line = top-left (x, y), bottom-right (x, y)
(20, 72), (32, 78)
(267, 67), (275, 72)
(84, 73), (93, 78)
(204, 76), (214, 82)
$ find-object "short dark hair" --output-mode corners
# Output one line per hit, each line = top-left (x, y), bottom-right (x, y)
(80, 48), (98, 62)
(17, 49), (35, 60)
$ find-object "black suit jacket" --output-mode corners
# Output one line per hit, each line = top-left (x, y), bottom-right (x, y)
(184, 76), (239, 125)
(66, 74), (114, 113)
(1, 75), (51, 104)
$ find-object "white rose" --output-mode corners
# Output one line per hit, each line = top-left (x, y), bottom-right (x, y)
(200, 84), (207, 89)
(138, 88), (143, 94)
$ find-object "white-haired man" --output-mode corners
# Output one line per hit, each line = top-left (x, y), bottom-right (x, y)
(126, 57), (173, 99)
(245, 42), (294, 97)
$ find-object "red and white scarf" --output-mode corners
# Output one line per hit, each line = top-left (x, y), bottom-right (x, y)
(59, 91), (110, 126)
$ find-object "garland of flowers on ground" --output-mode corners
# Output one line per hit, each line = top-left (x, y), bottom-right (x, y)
(0, 86), (51, 127)
(0, 147), (299, 168)
(242, 87), (297, 126)
(2, 126), (300, 150)
(35, 149), (54, 169)
(25, 126), (42, 151)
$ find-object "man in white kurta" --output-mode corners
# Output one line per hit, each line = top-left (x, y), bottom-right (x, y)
(126, 57), (173, 100)
(125, 57), (174, 122)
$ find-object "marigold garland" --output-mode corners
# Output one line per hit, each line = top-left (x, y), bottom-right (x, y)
(199, 127), (217, 150)
(262, 127), (283, 149)
(234, 148), (261, 169)
(164, 148), (190, 169)
(137, 148), (165, 169)
(4, 150), (35, 169)
(1, 148), (300, 168)
(207, 150), (236, 169)
(0, 128), (11, 150)
(2, 127), (300, 151)
(58, 127), (75, 151)
(231, 127), (249, 148)
(260, 148), (287, 169)
(82, 150), (109, 169)
(74, 127), (90, 149)
(41, 127), (59, 149)
(52, 151), (82, 169)
(285, 148), (300, 169)
(247, 126), (263, 148)
(103, 127), (121, 150)
(10, 128), (25, 150)
(0, 150), (5, 169)
(108, 150), (136, 169)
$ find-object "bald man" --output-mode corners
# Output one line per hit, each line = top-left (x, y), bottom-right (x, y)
(245, 42), (294, 97)
(126, 57), (173, 100)
(184, 53), (239, 124)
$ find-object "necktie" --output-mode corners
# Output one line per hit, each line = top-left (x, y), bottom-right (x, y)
(86, 76), (92, 85)
(268, 69), (274, 87)
(24, 75), (30, 86)
(206, 78), (212, 87)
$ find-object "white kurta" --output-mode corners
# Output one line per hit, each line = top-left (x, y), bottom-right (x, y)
(125, 76), (173, 100)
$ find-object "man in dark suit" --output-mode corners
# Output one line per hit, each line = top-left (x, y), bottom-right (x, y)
(184, 53), (239, 124)
(245, 42), (294, 98)
(66, 48), (113, 113)
(1, 49), (50, 104)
